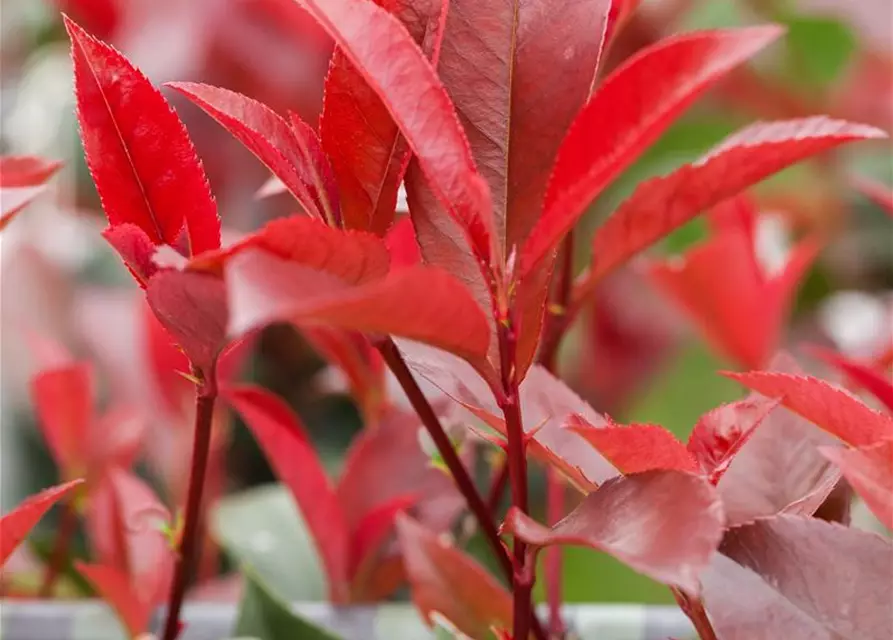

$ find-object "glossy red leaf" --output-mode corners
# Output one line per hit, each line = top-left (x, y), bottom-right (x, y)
(702, 515), (893, 639)
(808, 345), (893, 413)
(101, 224), (159, 285)
(505, 470), (724, 595)
(726, 371), (893, 447)
(821, 440), (893, 530)
(65, 17), (220, 256)
(687, 398), (779, 482)
(221, 384), (351, 602)
(168, 82), (337, 221)
(227, 249), (492, 369)
(522, 26), (783, 274)
(0, 479), (83, 567)
(395, 514), (512, 638)
(76, 564), (149, 637)
(146, 270), (228, 373)
(321, 0), (446, 234)
(853, 176), (893, 218)
(30, 363), (94, 478)
(587, 117), (882, 284)
(568, 415), (699, 475)
(299, 0), (494, 260)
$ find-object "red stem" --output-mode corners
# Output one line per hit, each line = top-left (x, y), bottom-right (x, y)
(39, 496), (78, 598)
(672, 587), (719, 640)
(161, 365), (218, 640)
(544, 467), (565, 637)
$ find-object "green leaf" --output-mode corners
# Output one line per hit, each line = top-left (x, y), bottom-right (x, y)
(235, 566), (341, 640)
(212, 484), (328, 601)
(784, 13), (855, 88)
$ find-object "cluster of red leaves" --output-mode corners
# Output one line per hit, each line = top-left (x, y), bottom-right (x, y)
(4, 1), (892, 639)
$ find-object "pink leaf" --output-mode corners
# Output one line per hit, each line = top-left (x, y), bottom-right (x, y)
(821, 440), (893, 530)
(808, 345), (893, 413)
(522, 26), (784, 275)
(65, 17), (220, 256)
(853, 176), (893, 218)
(504, 470), (724, 595)
(0, 479), (83, 566)
(76, 563), (151, 637)
(702, 515), (893, 639)
(168, 82), (337, 221)
(588, 117), (883, 284)
(568, 415), (699, 475)
(726, 371), (893, 447)
(221, 384), (351, 602)
(299, 0), (494, 260)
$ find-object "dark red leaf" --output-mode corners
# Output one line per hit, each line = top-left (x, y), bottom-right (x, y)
(522, 26), (783, 275)
(167, 82), (337, 221)
(146, 270), (228, 374)
(821, 439), (893, 530)
(221, 384), (351, 602)
(504, 470), (724, 595)
(65, 16), (220, 256)
(227, 250), (492, 369)
(299, 0), (494, 260)
(568, 415), (699, 475)
(321, 0), (446, 234)
(808, 345), (893, 413)
(604, 0), (641, 45)
(687, 397), (779, 481)
(853, 176), (893, 218)
(30, 363), (94, 478)
(76, 563), (149, 637)
(395, 514), (512, 638)
(726, 371), (893, 447)
(101, 224), (159, 285)
(702, 515), (893, 639)
(0, 156), (62, 187)
(587, 117), (882, 284)
(0, 479), (83, 566)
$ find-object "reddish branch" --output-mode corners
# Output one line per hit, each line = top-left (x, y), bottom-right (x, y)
(38, 497), (79, 597)
(160, 365), (218, 640)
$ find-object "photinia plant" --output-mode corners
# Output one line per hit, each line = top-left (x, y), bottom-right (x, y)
(2, 1), (891, 639)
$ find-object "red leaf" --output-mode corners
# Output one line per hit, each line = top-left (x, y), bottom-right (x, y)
(30, 363), (94, 478)
(587, 117), (882, 284)
(853, 175), (893, 218)
(65, 17), (220, 256)
(726, 371), (893, 447)
(221, 384), (351, 602)
(0, 479), (83, 567)
(808, 345), (893, 413)
(349, 494), (417, 592)
(146, 270), (228, 373)
(568, 415), (699, 475)
(687, 397), (779, 481)
(0, 156), (62, 187)
(101, 224), (159, 285)
(821, 439), (893, 530)
(522, 26), (783, 274)
(604, 0), (641, 45)
(702, 515), (893, 639)
(504, 470), (724, 595)
(321, 0), (446, 234)
(167, 82), (337, 222)
(299, 0), (494, 260)
(385, 216), (422, 268)
(76, 563), (150, 637)
(227, 249), (492, 369)
(395, 514), (512, 638)
(0, 186), (46, 232)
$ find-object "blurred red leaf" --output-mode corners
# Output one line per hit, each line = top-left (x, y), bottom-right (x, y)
(522, 26), (783, 275)
(348, 494), (417, 598)
(726, 371), (893, 447)
(0, 187), (46, 232)
(588, 117), (883, 285)
(702, 515), (893, 639)
(808, 345), (893, 413)
(0, 480), (83, 567)
(396, 514), (512, 638)
(76, 564), (148, 636)
(227, 250), (492, 368)
(222, 384), (351, 602)
(65, 16), (220, 257)
(0, 156), (62, 188)
(321, 0), (446, 234)
(647, 195), (821, 369)
(853, 176), (893, 217)
(168, 82), (337, 221)
(299, 0), (494, 260)
(568, 416), (699, 475)
(687, 397), (779, 482)
(504, 470), (724, 595)
(821, 439), (893, 530)
(146, 270), (229, 374)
